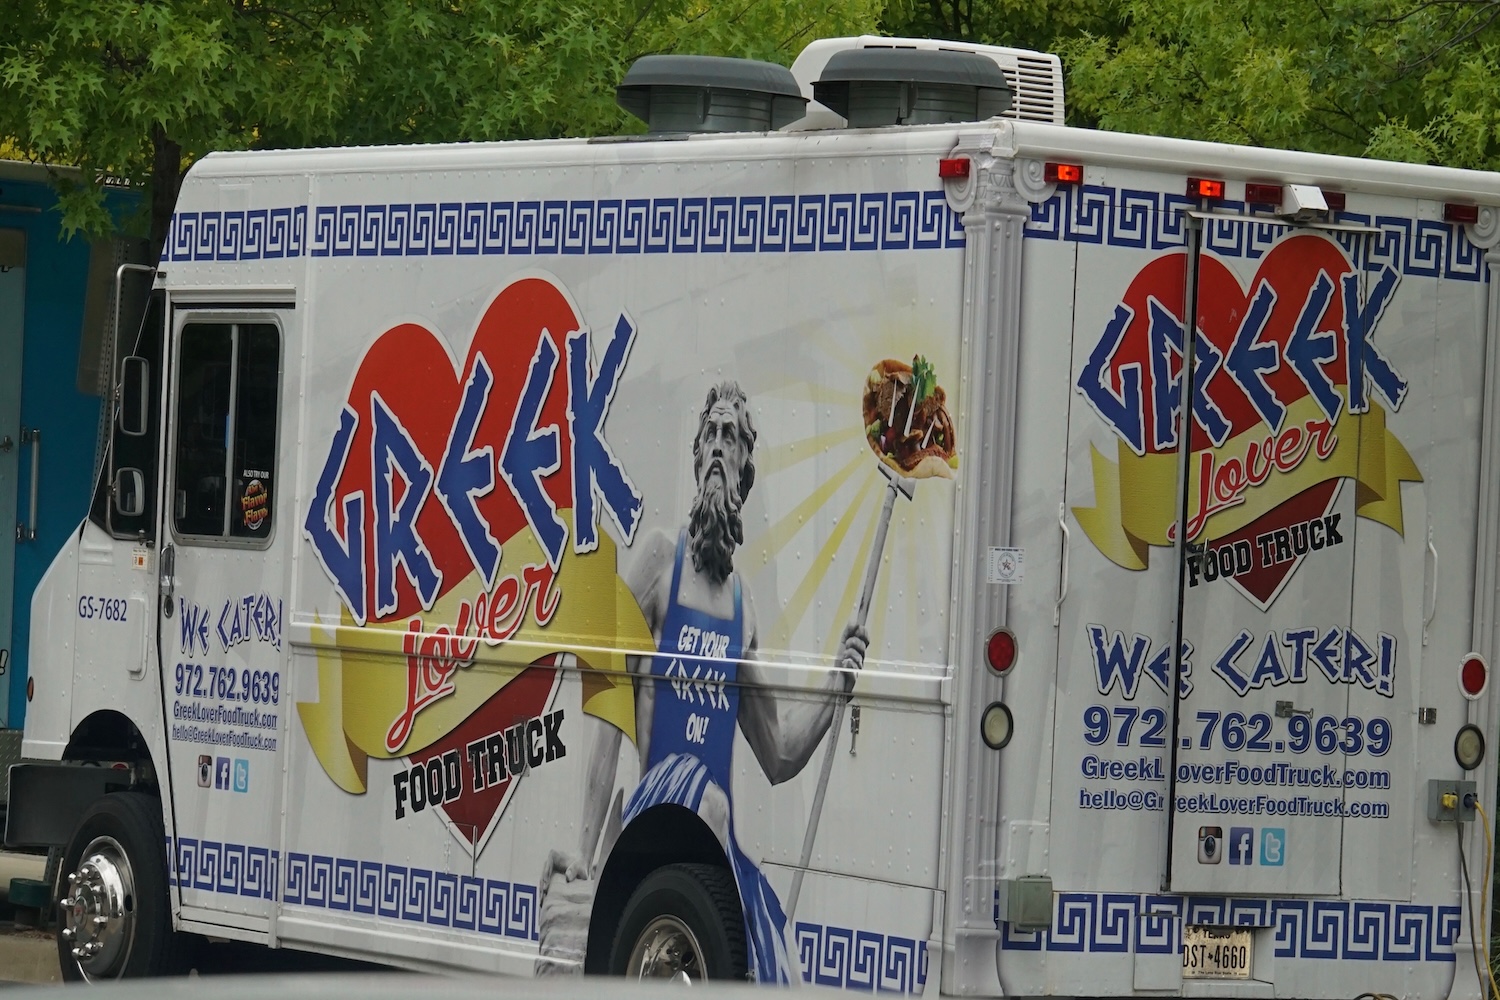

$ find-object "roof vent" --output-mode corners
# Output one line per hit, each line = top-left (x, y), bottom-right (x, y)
(617, 55), (807, 133)
(813, 48), (1012, 127)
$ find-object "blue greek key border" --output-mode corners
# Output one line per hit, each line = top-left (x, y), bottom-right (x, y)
(281, 851), (539, 941)
(166, 836), (279, 899)
(163, 207), (309, 262)
(1024, 183), (1487, 282)
(165, 837), (537, 942)
(162, 191), (965, 262)
(999, 892), (1461, 962)
(795, 921), (929, 993)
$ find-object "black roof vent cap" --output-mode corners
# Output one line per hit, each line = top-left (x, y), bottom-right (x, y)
(617, 55), (808, 134)
(813, 47), (1013, 127)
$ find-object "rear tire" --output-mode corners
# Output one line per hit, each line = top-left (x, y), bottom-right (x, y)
(57, 792), (185, 981)
(608, 862), (747, 982)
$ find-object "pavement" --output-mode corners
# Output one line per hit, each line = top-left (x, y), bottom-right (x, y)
(0, 928), (57, 985)
(0, 851), (57, 985)
(0, 852), (394, 984)
(0, 852), (46, 895)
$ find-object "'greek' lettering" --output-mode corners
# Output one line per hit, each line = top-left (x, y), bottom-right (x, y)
(567, 315), (644, 554)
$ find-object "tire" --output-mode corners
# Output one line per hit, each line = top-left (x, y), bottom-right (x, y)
(57, 792), (185, 981)
(608, 863), (747, 982)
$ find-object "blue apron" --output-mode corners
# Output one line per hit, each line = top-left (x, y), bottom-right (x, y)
(622, 530), (790, 983)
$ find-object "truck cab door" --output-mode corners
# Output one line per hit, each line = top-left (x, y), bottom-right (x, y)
(158, 308), (288, 928)
(1164, 217), (1397, 894)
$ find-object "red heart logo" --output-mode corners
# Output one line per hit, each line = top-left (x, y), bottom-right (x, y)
(413, 658), (562, 852)
(1198, 481), (1340, 609)
(1113, 235), (1354, 450)
(326, 278), (588, 839)
(1104, 234), (1359, 600)
(330, 277), (583, 623)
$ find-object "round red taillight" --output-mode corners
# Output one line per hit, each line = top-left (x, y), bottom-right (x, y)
(1461, 653), (1489, 700)
(987, 627), (1017, 675)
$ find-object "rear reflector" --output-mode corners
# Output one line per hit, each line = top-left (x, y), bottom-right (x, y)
(939, 158), (971, 179)
(1045, 162), (1083, 184)
(1187, 177), (1225, 200)
(1244, 182), (1282, 206)
(1445, 203), (1480, 224)
(1323, 191), (1347, 212)
(1455, 724), (1486, 771)
(986, 627), (1017, 675)
(1460, 652), (1488, 699)
(981, 702), (1014, 750)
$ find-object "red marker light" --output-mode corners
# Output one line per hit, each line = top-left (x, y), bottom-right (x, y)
(1445, 203), (1480, 224)
(1045, 162), (1084, 185)
(1188, 177), (1225, 200)
(939, 158), (971, 179)
(1244, 182), (1282, 206)
(986, 627), (1017, 675)
(1323, 191), (1347, 212)
(1460, 653), (1488, 699)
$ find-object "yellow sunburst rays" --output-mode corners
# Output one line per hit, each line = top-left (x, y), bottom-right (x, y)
(767, 471), (883, 653)
(822, 484), (885, 656)
(754, 426), (866, 477)
(738, 302), (959, 663)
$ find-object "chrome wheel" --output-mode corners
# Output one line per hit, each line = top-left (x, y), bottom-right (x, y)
(59, 835), (137, 980)
(625, 914), (704, 981)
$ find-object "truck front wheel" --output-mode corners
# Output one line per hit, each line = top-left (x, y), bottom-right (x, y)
(608, 863), (747, 982)
(57, 792), (184, 981)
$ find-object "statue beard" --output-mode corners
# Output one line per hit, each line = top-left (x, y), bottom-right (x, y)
(688, 459), (743, 585)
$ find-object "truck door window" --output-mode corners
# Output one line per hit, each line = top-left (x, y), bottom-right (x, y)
(172, 322), (280, 542)
(92, 289), (165, 541)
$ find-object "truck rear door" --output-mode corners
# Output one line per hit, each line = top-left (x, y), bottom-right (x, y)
(1166, 217), (1402, 894)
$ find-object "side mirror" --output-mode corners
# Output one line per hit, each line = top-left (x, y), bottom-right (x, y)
(114, 468), (145, 518)
(119, 357), (149, 437)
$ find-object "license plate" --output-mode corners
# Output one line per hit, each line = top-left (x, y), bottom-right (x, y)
(1182, 926), (1252, 979)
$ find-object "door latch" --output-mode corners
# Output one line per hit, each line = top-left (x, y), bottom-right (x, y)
(159, 543), (176, 617)
(1275, 700), (1312, 719)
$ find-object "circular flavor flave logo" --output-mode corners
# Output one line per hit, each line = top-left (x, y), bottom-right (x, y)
(241, 479), (268, 530)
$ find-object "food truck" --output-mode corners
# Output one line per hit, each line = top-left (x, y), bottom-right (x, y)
(8, 32), (1500, 999)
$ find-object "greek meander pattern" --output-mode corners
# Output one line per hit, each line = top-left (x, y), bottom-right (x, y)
(1023, 183), (1487, 283)
(999, 892), (1462, 962)
(167, 837), (279, 899)
(165, 208), (308, 263)
(161, 192), (965, 262)
(165, 838), (537, 941)
(795, 922), (929, 994)
(281, 852), (538, 940)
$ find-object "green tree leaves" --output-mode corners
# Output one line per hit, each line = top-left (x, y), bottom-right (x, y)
(0, 0), (881, 254)
(883, 0), (1500, 172)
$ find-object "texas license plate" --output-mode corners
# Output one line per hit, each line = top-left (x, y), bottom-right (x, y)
(1182, 926), (1252, 979)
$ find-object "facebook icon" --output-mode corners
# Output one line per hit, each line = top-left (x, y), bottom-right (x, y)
(1228, 827), (1254, 865)
(1261, 828), (1286, 866)
(214, 757), (231, 790)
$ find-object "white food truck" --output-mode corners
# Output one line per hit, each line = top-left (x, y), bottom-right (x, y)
(9, 32), (1500, 999)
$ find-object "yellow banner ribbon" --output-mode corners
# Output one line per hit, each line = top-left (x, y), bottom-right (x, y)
(1074, 397), (1422, 571)
(297, 513), (653, 793)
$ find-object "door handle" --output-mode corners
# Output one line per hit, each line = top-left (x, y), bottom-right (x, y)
(1054, 502), (1070, 627)
(14, 428), (38, 542)
(1423, 525), (1437, 646)
(0, 435), (11, 452)
(159, 542), (176, 616)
